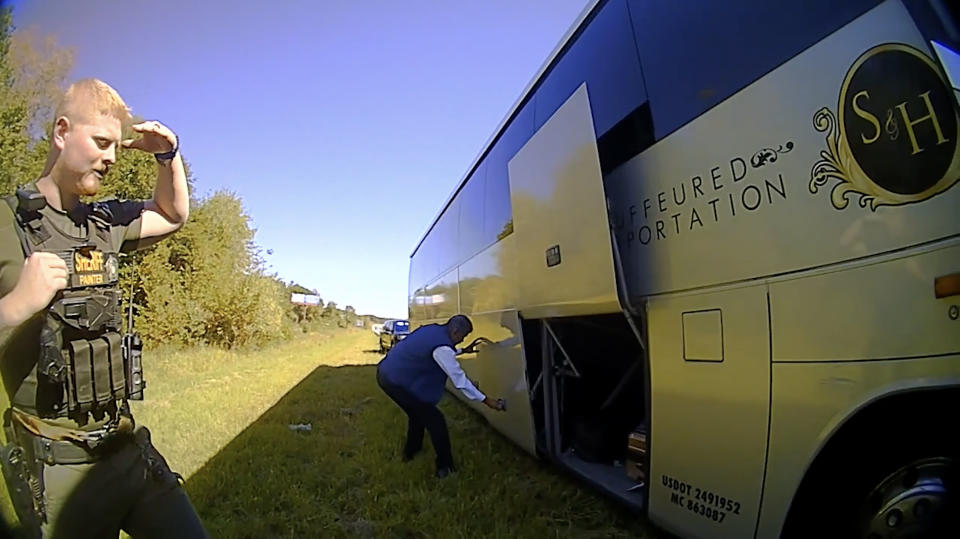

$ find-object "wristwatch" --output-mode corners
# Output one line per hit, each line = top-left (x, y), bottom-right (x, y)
(154, 135), (179, 163)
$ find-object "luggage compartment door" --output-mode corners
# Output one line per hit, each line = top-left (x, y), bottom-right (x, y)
(507, 83), (620, 318)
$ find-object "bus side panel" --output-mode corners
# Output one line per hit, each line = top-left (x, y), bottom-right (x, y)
(420, 267), (461, 324)
(605, 0), (960, 300)
(459, 239), (517, 316)
(447, 310), (536, 455)
(757, 356), (960, 538)
(646, 285), (769, 539)
(770, 243), (960, 362)
(758, 242), (960, 535)
(453, 238), (537, 454)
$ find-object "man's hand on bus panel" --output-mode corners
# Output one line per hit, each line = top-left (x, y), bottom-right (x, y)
(459, 337), (493, 355)
(482, 396), (506, 412)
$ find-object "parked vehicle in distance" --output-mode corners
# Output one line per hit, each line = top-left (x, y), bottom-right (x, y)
(378, 319), (410, 353)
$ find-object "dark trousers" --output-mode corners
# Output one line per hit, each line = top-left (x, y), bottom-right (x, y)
(12, 426), (208, 539)
(376, 368), (453, 469)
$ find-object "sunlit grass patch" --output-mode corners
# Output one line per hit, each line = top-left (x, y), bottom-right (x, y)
(181, 336), (656, 538)
(3, 329), (660, 538)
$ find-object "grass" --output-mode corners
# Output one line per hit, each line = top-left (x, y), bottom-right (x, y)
(2, 328), (661, 538)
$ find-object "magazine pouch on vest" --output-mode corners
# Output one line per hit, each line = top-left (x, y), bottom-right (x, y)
(4, 190), (142, 420)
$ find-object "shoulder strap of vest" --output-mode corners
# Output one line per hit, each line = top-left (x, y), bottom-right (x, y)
(87, 202), (113, 247)
(2, 195), (36, 257)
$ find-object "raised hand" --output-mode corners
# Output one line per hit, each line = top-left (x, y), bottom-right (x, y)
(122, 120), (177, 154)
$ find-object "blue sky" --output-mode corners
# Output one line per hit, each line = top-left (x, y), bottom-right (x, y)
(8, 0), (591, 318)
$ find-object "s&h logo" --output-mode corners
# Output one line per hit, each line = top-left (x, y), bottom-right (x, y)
(809, 43), (960, 210)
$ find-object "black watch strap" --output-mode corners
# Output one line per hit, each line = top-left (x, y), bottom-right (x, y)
(154, 136), (179, 163)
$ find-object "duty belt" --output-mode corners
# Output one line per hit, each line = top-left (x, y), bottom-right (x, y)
(11, 408), (134, 465)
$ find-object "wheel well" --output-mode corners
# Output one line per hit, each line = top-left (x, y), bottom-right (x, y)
(782, 386), (960, 537)
(813, 387), (960, 464)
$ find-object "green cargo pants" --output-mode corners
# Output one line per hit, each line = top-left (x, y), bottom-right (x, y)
(16, 426), (207, 539)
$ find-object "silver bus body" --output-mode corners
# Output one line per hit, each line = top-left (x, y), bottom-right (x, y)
(408, 1), (960, 536)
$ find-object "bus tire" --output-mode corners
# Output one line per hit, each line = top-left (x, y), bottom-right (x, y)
(782, 392), (959, 538)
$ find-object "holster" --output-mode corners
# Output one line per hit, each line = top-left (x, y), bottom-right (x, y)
(1, 421), (45, 530)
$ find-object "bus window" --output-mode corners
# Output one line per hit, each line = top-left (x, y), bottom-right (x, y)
(534, 0), (647, 138)
(458, 163), (487, 262)
(416, 197), (460, 287)
(409, 245), (428, 295)
(627, 0), (881, 139)
(412, 230), (435, 291)
(483, 101), (534, 245)
(435, 199), (460, 280)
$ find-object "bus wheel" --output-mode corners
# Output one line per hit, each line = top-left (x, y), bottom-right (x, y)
(856, 457), (957, 538)
(783, 392), (959, 539)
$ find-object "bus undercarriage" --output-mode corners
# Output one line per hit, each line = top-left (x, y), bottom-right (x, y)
(524, 313), (649, 510)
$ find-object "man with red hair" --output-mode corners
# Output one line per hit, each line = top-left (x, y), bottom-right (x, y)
(0, 78), (206, 537)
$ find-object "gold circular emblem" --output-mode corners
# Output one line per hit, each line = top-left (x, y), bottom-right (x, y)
(811, 43), (960, 210)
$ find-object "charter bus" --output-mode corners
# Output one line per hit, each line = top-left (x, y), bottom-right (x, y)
(407, 1), (960, 537)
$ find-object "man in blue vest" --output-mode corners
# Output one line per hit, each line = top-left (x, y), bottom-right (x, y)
(376, 314), (504, 478)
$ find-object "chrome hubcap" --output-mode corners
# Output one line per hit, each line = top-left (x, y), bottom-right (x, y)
(860, 457), (956, 539)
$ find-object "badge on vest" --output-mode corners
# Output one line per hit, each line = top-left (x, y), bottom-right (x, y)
(57, 246), (119, 288)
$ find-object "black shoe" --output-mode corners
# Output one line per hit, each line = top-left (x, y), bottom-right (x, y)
(435, 466), (456, 479)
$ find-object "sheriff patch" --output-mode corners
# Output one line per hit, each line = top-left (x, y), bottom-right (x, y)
(66, 248), (119, 288)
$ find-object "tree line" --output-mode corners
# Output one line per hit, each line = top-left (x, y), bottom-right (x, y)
(0, 9), (358, 348)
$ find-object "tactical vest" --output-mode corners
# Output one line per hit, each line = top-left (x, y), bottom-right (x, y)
(3, 188), (144, 424)
(378, 324), (452, 404)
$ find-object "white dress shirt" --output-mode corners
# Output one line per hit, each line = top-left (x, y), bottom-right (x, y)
(432, 346), (486, 401)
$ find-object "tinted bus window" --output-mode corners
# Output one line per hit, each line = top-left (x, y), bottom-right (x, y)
(436, 199), (460, 279)
(407, 267), (419, 317)
(417, 198), (460, 286)
(458, 163), (487, 262)
(415, 231), (437, 290)
(411, 239), (432, 291)
(409, 248), (427, 293)
(534, 0), (647, 137)
(628, 0), (881, 139)
(484, 101), (535, 244)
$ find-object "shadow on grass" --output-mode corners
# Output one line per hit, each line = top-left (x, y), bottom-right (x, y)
(181, 364), (662, 539)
